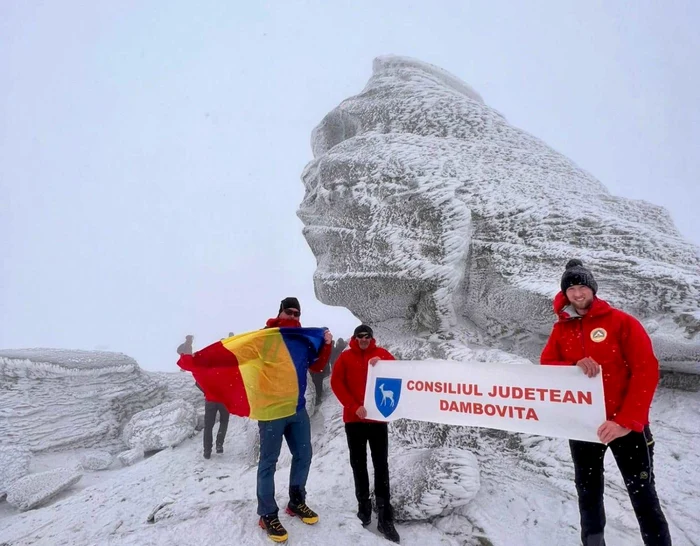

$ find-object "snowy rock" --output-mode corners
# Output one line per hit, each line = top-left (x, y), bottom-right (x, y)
(5, 467), (81, 511)
(0, 445), (31, 498)
(299, 55), (700, 373)
(0, 349), (169, 453)
(388, 447), (480, 521)
(148, 371), (207, 429)
(78, 450), (114, 471)
(123, 399), (197, 451)
(117, 448), (144, 467)
(305, 372), (317, 418)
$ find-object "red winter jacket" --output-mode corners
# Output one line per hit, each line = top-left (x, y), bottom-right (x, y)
(540, 292), (660, 432)
(331, 337), (395, 423)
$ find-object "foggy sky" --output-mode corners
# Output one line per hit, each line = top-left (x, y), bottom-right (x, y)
(1, 1), (698, 371)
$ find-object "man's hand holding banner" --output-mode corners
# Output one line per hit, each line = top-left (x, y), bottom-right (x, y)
(364, 360), (606, 443)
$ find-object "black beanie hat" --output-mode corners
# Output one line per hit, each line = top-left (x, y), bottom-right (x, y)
(560, 259), (598, 295)
(279, 297), (301, 313)
(353, 324), (374, 338)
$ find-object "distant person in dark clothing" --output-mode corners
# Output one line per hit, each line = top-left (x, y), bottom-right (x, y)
(176, 335), (194, 371)
(177, 335), (230, 459)
(332, 337), (347, 364)
(311, 337), (347, 405)
(196, 384), (230, 459)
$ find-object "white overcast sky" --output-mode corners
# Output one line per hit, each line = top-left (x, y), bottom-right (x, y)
(1, 1), (698, 371)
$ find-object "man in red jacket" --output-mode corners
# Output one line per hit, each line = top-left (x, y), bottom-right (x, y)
(331, 325), (400, 544)
(541, 260), (671, 546)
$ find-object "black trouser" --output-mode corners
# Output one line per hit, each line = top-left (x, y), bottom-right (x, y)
(569, 426), (671, 546)
(345, 422), (391, 509)
(203, 401), (229, 453)
(311, 371), (324, 404)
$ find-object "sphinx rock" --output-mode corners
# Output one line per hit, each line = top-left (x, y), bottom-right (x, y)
(299, 55), (700, 374)
(122, 399), (196, 451)
(6, 467), (82, 511)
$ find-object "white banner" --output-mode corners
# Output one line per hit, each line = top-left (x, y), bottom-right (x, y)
(364, 359), (606, 443)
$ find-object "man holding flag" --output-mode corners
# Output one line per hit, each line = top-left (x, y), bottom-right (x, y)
(177, 297), (333, 543)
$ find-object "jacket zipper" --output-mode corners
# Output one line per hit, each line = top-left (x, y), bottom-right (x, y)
(579, 319), (586, 358)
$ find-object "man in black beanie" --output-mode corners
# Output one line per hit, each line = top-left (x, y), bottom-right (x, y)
(541, 259), (671, 546)
(256, 296), (333, 543)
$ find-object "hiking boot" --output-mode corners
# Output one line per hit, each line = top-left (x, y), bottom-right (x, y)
(286, 501), (319, 524)
(216, 444), (224, 454)
(259, 514), (288, 543)
(357, 500), (372, 526)
(203, 450), (211, 460)
(377, 518), (400, 543)
(377, 500), (400, 543)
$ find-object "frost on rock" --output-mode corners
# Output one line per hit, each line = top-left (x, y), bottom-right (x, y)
(78, 450), (114, 471)
(5, 467), (81, 511)
(0, 445), (31, 498)
(299, 55), (700, 374)
(304, 372), (317, 418)
(388, 446), (480, 521)
(0, 349), (170, 453)
(147, 371), (207, 430)
(117, 448), (144, 467)
(123, 399), (197, 451)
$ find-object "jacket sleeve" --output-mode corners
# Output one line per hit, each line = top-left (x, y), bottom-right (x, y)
(308, 340), (332, 373)
(379, 348), (396, 361)
(330, 352), (362, 414)
(612, 315), (660, 432)
(540, 325), (572, 365)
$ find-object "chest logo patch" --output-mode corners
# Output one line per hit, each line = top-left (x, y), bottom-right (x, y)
(590, 328), (607, 343)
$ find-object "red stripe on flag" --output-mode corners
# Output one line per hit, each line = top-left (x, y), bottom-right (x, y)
(182, 342), (251, 418)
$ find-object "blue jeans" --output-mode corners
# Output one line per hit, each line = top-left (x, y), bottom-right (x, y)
(257, 408), (312, 516)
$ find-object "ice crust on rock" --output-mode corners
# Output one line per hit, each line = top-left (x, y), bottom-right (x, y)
(5, 467), (82, 511)
(0, 445), (31, 498)
(117, 448), (144, 467)
(78, 450), (114, 471)
(0, 349), (206, 453)
(388, 447), (480, 521)
(122, 399), (197, 451)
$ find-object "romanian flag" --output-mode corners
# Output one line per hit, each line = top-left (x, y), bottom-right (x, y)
(177, 328), (327, 421)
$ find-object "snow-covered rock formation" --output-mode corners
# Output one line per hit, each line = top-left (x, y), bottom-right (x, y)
(299, 55), (700, 374)
(389, 447), (480, 521)
(78, 450), (114, 471)
(6, 468), (82, 511)
(123, 400), (197, 451)
(0, 445), (31, 499)
(0, 349), (205, 453)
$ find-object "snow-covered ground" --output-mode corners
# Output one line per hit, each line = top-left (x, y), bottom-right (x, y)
(1, 381), (697, 546)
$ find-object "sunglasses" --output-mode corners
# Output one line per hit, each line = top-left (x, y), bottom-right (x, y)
(283, 309), (301, 318)
(355, 333), (372, 339)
